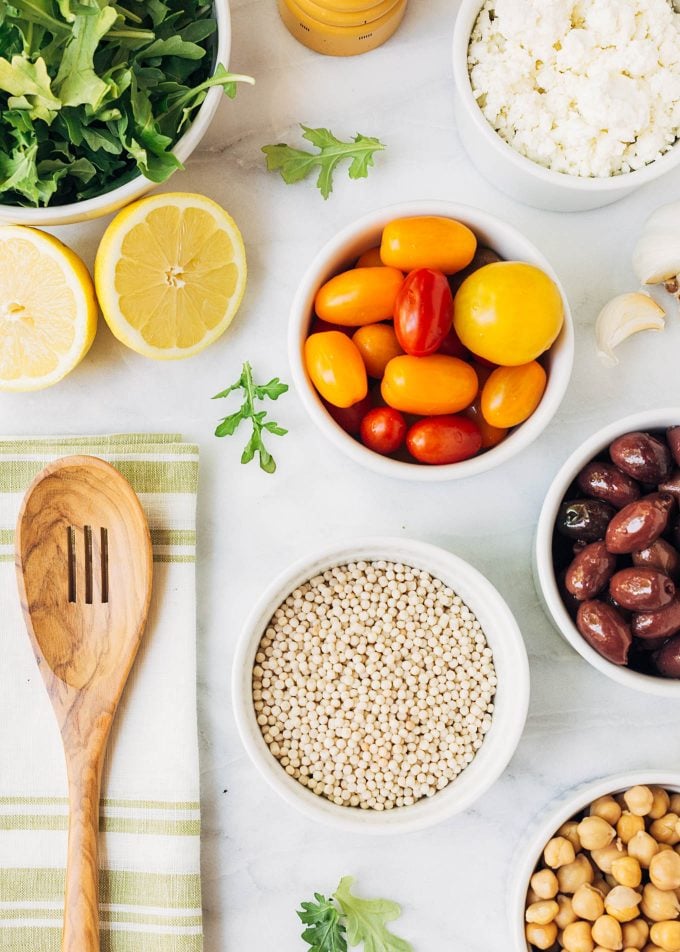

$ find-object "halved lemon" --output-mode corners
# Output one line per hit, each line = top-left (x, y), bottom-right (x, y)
(95, 193), (247, 360)
(0, 226), (97, 392)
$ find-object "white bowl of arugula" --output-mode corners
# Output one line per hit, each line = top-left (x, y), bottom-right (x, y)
(0, 0), (251, 226)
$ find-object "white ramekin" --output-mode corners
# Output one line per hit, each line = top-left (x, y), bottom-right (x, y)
(289, 200), (574, 482)
(232, 537), (530, 834)
(511, 770), (680, 952)
(0, 1), (231, 227)
(535, 408), (680, 697)
(452, 0), (680, 212)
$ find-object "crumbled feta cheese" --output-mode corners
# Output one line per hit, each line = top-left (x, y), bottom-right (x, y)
(468, 0), (680, 177)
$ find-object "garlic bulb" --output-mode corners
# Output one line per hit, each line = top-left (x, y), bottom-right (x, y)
(632, 200), (680, 287)
(595, 292), (666, 366)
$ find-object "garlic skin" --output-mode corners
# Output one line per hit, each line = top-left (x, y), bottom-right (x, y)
(595, 292), (666, 367)
(632, 201), (680, 286)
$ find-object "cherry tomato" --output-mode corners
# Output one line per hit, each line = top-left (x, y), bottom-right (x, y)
(406, 416), (482, 465)
(438, 325), (470, 359)
(356, 246), (384, 268)
(394, 268), (453, 357)
(360, 407), (407, 455)
(324, 394), (373, 436)
(381, 217), (477, 275)
(454, 262), (564, 366)
(304, 331), (368, 409)
(315, 267), (403, 326)
(352, 324), (403, 378)
(481, 361), (547, 428)
(381, 355), (478, 416)
(310, 317), (352, 336)
(464, 398), (508, 449)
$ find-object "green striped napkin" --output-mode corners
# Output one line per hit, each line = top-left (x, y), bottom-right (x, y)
(0, 435), (202, 952)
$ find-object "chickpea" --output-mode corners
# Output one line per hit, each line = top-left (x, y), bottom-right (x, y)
(650, 816), (680, 847)
(580, 817), (618, 851)
(650, 921), (680, 952)
(527, 887), (542, 904)
(612, 856), (643, 889)
(593, 844), (627, 875)
(525, 921), (558, 950)
(592, 796), (624, 826)
(650, 851), (680, 892)
(563, 919), (596, 952)
(643, 946), (666, 952)
(558, 854), (596, 894)
(594, 877), (613, 897)
(592, 914), (623, 950)
(573, 884), (606, 921)
(555, 894), (579, 929)
(629, 832), (660, 869)
(605, 886), (642, 923)
(641, 884), (680, 923)
(531, 868), (560, 900)
(545, 835), (577, 869)
(618, 813), (646, 845)
(650, 789), (672, 822)
(625, 787), (655, 818)
(669, 795), (680, 815)
(622, 919), (650, 950)
(559, 820), (583, 851)
(526, 899), (559, 925)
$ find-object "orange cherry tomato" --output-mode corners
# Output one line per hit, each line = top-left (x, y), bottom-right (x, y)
(305, 332), (368, 409)
(380, 217), (477, 275)
(381, 355), (478, 416)
(356, 246), (384, 268)
(314, 267), (403, 326)
(465, 398), (508, 449)
(481, 361), (547, 428)
(352, 324), (404, 378)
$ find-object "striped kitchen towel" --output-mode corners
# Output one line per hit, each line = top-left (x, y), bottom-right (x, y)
(0, 434), (202, 952)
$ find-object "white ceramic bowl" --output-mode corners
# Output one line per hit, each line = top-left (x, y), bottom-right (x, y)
(289, 200), (574, 482)
(535, 408), (680, 697)
(232, 537), (530, 834)
(452, 0), (680, 212)
(0, 1), (231, 227)
(511, 770), (680, 951)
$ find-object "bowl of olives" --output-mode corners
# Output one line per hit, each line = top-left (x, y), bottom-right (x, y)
(535, 408), (680, 695)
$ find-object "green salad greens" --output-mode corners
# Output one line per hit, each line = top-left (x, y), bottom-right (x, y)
(0, 0), (253, 207)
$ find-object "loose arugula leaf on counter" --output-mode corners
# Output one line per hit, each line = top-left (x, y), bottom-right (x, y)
(213, 362), (288, 475)
(298, 894), (348, 952)
(262, 125), (386, 199)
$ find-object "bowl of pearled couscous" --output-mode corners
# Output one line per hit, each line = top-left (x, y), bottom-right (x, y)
(232, 537), (530, 834)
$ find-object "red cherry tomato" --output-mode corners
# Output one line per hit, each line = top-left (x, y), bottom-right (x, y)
(394, 268), (453, 357)
(406, 415), (482, 465)
(438, 325), (470, 360)
(324, 394), (373, 436)
(360, 407), (407, 455)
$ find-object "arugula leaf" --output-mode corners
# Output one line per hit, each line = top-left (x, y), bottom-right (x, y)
(213, 362), (288, 475)
(298, 894), (348, 952)
(262, 124), (386, 199)
(334, 878), (413, 952)
(54, 3), (118, 108)
(0, 55), (60, 121)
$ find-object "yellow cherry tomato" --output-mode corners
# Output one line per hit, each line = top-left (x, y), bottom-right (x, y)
(352, 324), (404, 378)
(381, 355), (478, 415)
(314, 267), (403, 326)
(356, 246), (384, 268)
(481, 361), (547, 428)
(381, 217), (477, 275)
(453, 261), (564, 366)
(304, 331), (368, 408)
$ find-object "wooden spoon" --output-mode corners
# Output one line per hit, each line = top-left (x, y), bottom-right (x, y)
(15, 455), (153, 952)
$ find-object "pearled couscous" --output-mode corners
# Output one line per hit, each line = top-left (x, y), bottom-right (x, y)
(252, 560), (497, 811)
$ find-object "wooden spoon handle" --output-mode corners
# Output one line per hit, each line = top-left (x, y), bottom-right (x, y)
(62, 756), (103, 952)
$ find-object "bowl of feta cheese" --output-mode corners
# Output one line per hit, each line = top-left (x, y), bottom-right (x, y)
(452, 0), (680, 211)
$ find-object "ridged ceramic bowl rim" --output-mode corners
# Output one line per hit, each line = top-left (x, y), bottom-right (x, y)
(232, 537), (530, 834)
(288, 200), (574, 482)
(510, 770), (680, 952)
(535, 408), (680, 697)
(452, 0), (680, 196)
(0, 0), (231, 226)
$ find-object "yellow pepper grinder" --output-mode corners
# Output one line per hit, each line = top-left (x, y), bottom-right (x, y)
(278, 0), (408, 56)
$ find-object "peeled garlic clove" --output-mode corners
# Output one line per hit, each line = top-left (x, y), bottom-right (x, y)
(596, 292), (666, 366)
(632, 200), (680, 285)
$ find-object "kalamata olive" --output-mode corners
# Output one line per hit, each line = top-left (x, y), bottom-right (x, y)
(659, 470), (680, 503)
(667, 427), (680, 467)
(576, 600), (632, 665)
(634, 634), (670, 652)
(557, 570), (581, 620)
(609, 567), (675, 611)
(654, 633), (680, 678)
(632, 596), (680, 640)
(605, 492), (675, 554)
(565, 542), (617, 601)
(576, 461), (641, 510)
(556, 499), (616, 543)
(633, 539), (680, 581)
(610, 431), (672, 484)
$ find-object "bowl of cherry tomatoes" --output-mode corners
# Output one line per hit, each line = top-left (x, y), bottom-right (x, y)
(289, 201), (574, 480)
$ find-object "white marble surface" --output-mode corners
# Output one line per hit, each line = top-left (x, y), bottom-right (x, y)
(4, 1), (680, 948)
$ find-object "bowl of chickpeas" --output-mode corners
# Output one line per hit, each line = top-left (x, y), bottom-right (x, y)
(513, 772), (680, 952)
